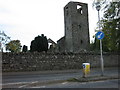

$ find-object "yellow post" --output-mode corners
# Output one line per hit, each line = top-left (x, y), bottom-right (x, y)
(82, 63), (90, 78)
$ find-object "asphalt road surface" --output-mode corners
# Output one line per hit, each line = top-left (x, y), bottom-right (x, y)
(30, 79), (119, 88)
(2, 71), (82, 88)
(2, 67), (119, 88)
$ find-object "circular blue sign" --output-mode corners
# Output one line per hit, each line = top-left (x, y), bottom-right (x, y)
(96, 31), (104, 40)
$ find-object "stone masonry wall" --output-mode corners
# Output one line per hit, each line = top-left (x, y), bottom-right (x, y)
(2, 52), (119, 72)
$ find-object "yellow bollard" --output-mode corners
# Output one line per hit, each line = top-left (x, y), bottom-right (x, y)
(82, 63), (90, 78)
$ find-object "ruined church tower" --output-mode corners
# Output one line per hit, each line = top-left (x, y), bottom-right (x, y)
(64, 1), (90, 53)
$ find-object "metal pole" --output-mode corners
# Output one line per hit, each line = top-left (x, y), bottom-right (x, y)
(98, 10), (104, 76)
(100, 40), (104, 76)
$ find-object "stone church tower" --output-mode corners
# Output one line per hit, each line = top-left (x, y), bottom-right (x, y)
(57, 1), (90, 53)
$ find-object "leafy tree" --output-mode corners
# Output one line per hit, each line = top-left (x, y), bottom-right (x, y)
(0, 31), (11, 52)
(22, 45), (28, 52)
(101, 2), (120, 52)
(6, 40), (22, 52)
(93, 1), (120, 52)
(41, 34), (48, 52)
(30, 34), (48, 52)
(90, 37), (100, 52)
(30, 40), (37, 52)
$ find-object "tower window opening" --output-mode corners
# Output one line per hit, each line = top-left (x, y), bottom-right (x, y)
(77, 5), (83, 14)
(66, 7), (69, 15)
(78, 24), (81, 29)
(81, 40), (83, 44)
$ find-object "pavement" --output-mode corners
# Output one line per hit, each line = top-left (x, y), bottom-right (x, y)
(2, 67), (119, 88)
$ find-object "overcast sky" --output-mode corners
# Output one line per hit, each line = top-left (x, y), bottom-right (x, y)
(0, 0), (99, 49)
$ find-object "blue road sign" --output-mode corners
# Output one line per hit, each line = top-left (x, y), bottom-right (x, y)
(96, 31), (104, 40)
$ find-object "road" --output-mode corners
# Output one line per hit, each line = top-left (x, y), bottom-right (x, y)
(30, 79), (119, 88)
(2, 70), (82, 88)
(2, 67), (119, 88)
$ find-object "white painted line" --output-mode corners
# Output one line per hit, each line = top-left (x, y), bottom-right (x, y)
(31, 86), (46, 88)
(18, 81), (39, 88)
(2, 82), (29, 85)
(80, 82), (87, 84)
(19, 85), (27, 88)
(62, 82), (68, 85)
(31, 81), (39, 84)
(39, 86), (46, 88)
(80, 80), (105, 84)
(3, 81), (39, 85)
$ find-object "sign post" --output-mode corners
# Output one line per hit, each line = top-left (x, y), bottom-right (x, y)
(96, 31), (104, 76)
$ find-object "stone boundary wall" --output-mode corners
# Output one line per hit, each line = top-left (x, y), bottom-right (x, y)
(2, 52), (119, 72)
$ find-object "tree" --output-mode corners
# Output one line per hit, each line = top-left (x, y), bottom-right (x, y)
(0, 31), (11, 52)
(22, 45), (28, 52)
(30, 40), (37, 52)
(101, 2), (120, 52)
(93, 1), (120, 52)
(30, 34), (48, 52)
(6, 40), (22, 52)
(41, 34), (48, 52)
(90, 37), (100, 52)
